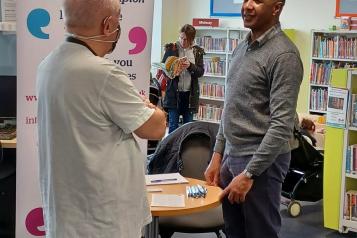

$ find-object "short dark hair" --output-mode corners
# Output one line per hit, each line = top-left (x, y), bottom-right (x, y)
(180, 24), (196, 43)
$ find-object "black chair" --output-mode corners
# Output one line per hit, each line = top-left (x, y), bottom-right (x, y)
(147, 121), (224, 238)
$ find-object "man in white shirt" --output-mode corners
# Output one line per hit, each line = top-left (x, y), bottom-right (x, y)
(36, 0), (166, 237)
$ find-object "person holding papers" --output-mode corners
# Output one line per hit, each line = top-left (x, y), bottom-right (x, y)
(36, 0), (166, 237)
(160, 24), (205, 133)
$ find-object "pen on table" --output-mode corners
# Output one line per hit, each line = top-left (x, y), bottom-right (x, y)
(150, 178), (178, 183)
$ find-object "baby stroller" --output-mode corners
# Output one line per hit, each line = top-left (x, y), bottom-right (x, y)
(281, 128), (324, 217)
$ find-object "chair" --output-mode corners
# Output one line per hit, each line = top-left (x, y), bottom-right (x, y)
(0, 156), (16, 237)
(147, 121), (224, 238)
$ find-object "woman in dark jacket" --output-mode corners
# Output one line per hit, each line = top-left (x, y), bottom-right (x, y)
(161, 24), (205, 133)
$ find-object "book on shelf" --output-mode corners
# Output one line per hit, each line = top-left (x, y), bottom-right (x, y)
(195, 36), (226, 52)
(200, 82), (225, 99)
(346, 145), (357, 174)
(344, 191), (357, 221)
(196, 104), (223, 122)
(345, 192), (351, 220)
(310, 62), (332, 85)
(313, 34), (357, 60)
(351, 94), (357, 127)
(203, 57), (226, 75)
(310, 88), (328, 111)
(346, 146), (351, 174)
(228, 38), (240, 52)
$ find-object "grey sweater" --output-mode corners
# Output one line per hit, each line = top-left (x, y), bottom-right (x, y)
(214, 24), (303, 176)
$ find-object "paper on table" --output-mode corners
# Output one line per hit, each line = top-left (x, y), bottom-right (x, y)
(151, 194), (185, 207)
(145, 173), (189, 186)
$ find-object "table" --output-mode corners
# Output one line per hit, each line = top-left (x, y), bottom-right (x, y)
(145, 177), (222, 238)
(0, 138), (16, 149)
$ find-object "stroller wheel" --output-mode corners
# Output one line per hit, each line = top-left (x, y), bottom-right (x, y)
(288, 201), (301, 217)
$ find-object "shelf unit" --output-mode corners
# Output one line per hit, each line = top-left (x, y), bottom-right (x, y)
(194, 27), (248, 123)
(0, 22), (15, 32)
(309, 30), (357, 115)
(339, 70), (357, 233)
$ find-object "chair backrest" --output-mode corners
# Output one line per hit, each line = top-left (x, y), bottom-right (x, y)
(179, 133), (211, 180)
(147, 121), (219, 175)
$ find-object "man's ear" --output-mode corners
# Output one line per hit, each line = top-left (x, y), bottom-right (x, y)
(272, 1), (284, 16)
(103, 16), (112, 36)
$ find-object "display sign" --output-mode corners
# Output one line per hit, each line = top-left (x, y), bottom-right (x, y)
(336, 0), (357, 17)
(210, 0), (242, 17)
(16, 1), (154, 237)
(192, 18), (219, 27)
(326, 87), (349, 128)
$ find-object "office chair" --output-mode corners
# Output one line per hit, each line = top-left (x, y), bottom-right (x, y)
(148, 122), (224, 238)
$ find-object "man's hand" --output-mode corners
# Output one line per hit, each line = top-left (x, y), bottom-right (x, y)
(204, 152), (222, 186)
(219, 172), (254, 204)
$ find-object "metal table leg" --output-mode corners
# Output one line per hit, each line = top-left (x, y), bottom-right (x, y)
(145, 216), (159, 238)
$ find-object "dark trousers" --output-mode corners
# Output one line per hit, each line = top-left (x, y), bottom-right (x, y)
(168, 91), (193, 133)
(220, 152), (291, 238)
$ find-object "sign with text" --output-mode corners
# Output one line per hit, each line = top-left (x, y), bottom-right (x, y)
(326, 87), (349, 128)
(16, 1), (154, 237)
(192, 18), (219, 27)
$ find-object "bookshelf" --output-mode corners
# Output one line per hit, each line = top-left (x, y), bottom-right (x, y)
(194, 27), (248, 123)
(339, 69), (357, 233)
(309, 30), (357, 115)
(0, 22), (15, 32)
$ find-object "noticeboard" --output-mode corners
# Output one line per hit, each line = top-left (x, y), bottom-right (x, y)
(336, 0), (357, 17)
(210, 0), (242, 17)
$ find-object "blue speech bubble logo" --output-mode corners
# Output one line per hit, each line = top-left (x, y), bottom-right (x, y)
(27, 8), (50, 39)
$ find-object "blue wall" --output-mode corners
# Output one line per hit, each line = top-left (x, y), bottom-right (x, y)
(0, 3), (16, 76)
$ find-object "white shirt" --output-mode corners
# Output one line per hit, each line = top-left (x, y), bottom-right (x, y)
(37, 41), (154, 238)
(178, 42), (195, 92)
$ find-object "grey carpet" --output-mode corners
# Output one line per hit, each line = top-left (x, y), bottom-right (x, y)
(172, 201), (357, 238)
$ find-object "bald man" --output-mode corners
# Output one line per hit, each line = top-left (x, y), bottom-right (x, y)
(36, 0), (166, 237)
(205, 0), (303, 237)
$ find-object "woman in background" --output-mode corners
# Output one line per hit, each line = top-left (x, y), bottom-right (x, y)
(161, 24), (205, 133)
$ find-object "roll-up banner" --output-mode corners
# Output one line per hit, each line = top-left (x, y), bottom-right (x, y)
(16, 1), (154, 236)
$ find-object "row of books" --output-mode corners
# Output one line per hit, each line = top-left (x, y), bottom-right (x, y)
(311, 61), (357, 86)
(196, 104), (223, 122)
(195, 37), (243, 52)
(203, 58), (226, 75)
(344, 190), (357, 221)
(313, 35), (357, 59)
(338, 37), (357, 60)
(346, 145), (357, 174)
(200, 82), (225, 99)
(310, 62), (332, 85)
(228, 39), (240, 52)
(310, 88), (328, 111)
(196, 36), (226, 52)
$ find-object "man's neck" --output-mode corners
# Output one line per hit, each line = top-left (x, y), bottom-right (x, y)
(67, 27), (107, 57)
(250, 21), (278, 42)
(81, 39), (106, 57)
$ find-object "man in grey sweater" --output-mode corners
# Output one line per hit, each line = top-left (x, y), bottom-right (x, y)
(205, 0), (303, 237)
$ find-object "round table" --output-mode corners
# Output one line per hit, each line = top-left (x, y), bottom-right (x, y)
(145, 177), (222, 238)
